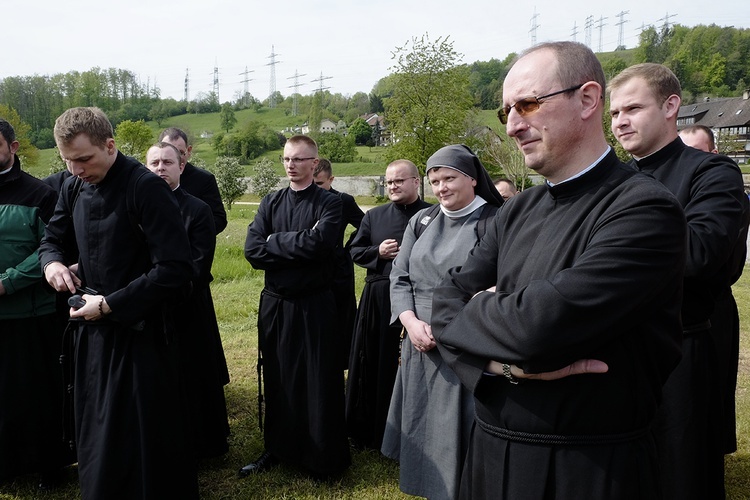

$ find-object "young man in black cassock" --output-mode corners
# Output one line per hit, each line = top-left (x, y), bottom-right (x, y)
(146, 142), (230, 459)
(159, 127), (228, 234)
(345, 159), (430, 450)
(39, 107), (198, 500)
(242, 135), (351, 478)
(610, 63), (750, 500)
(431, 42), (687, 500)
(313, 158), (365, 369)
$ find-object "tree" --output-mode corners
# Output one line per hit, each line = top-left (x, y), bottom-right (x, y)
(349, 117), (372, 145)
(308, 92), (323, 134)
(208, 156), (248, 210)
(220, 103), (237, 133)
(383, 34), (473, 171)
(315, 132), (357, 162)
(474, 129), (531, 190)
(250, 157), (280, 198)
(0, 104), (39, 167)
(114, 119), (153, 162)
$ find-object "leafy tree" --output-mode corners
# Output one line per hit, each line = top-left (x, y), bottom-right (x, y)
(114, 119), (153, 162)
(308, 92), (323, 134)
(208, 156), (248, 210)
(0, 104), (39, 167)
(149, 101), (170, 126)
(383, 34), (473, 172)
(220, 103), (237, 133)
(250, 157), (280, 198)
(369, 93), (385, 113)
(315, 132), (356, 162)
(349, 117), (372, 146)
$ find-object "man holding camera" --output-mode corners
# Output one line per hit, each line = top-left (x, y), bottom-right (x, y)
(40, 107), (198, 499)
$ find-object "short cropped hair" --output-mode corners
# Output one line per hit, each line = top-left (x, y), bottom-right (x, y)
(158, 127), (189, 145)
(609, 63), (681, 103)
(0, 118), (16, 145)
(387, 159), (419, 178)
(286, 134), (318, 154)
(150, 141), (183, 162)
(518, 41), (606, 94)
(314, 158), (333, 177)
(54, 107), (113, 148)
(680, 124), (716, 151)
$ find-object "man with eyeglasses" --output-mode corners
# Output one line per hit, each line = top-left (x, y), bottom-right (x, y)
(313, 159), (365, 371)
(243, 135), (351, 479)
(431, 42), (687, 499)
(610, 63), (749, 500)
(159, 127), (227, 234)
(345, 159), (430, 450)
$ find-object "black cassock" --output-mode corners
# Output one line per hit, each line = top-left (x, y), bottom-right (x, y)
(180, 162), (228, 234)
(432, 152), (686, 500)
(173, 188), (230, 459)
(245, 184), (351, 475)
(345, 198), (430, 449)
(39, 154), (197, 500)
(328, 187), (365, 369)
(633, 138), (750, 500)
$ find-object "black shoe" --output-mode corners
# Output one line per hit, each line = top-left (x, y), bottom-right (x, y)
(238, 451), (279, 477)
(38, 469), (64, 491)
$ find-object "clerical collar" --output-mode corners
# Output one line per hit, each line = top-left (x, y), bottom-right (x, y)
(440, 195), (487, 219)
(546, 146), (611, 187)
(0, 166), (12, 175)
(290, 181), (314, 192)
(172, 183), (181, 192)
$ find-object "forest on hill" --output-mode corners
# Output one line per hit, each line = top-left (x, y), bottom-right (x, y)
(1, 23), (748, 153)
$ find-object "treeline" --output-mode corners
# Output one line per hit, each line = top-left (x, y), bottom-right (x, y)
(2, 24), (749, 150)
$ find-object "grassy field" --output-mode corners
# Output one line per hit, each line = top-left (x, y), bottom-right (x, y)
(0, 207), (748, 500)
(23, 109), (505, 180)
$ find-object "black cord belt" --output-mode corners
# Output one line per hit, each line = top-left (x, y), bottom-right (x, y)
(476, 417), (648, 446)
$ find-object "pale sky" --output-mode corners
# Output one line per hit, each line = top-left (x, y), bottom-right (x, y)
(4, 0), (747, 102)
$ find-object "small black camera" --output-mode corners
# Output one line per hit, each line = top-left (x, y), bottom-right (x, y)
(67, 286), (100, 309)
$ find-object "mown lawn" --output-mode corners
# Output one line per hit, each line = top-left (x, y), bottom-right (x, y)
(1, 209), (748, 500)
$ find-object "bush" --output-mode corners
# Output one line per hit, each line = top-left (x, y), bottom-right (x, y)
(208, 156), (248, 210)
(250, 158), (280, 198)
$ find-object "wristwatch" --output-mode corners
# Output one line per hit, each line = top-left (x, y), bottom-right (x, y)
(502, 363), (519, 384)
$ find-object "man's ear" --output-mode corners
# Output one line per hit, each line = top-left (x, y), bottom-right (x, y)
(9, 140), (20, 156)
(663, 94), (681, 120)
(579, 81), (603, 120)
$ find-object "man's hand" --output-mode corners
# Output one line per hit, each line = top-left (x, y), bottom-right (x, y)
(486, 359), (609, 381)
(44, 261), (81, 294)
(0, 280), (6, 297)
(379, 238), (399, 260)
(70, 294), (110, 321)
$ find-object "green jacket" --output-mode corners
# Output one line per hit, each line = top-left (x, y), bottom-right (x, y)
(0, 156), (58, 319)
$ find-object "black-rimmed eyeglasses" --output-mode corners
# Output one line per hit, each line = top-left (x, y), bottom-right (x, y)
(382, 177), (417, 187)
(280, 156), (316, 164)
(497, 83), (585, 124)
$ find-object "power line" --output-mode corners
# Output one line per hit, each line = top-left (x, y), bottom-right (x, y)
(287, 70), (306, 116)
(266, 46), (281, 108)
(616, 11), (630, 49)
(311, 71), (332, 94)
(529, 8), (541, 46)
(595, 15), (608, 52)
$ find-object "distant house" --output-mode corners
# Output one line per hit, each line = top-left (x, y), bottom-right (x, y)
(677, 90), (750, 163)
(300, 118), (337, 135)
(360, 113), (393, 146)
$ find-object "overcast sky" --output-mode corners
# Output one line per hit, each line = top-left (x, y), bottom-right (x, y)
(4, 0), (747, 102)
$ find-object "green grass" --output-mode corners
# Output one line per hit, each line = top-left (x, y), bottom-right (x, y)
(1, 209), (748, 500)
